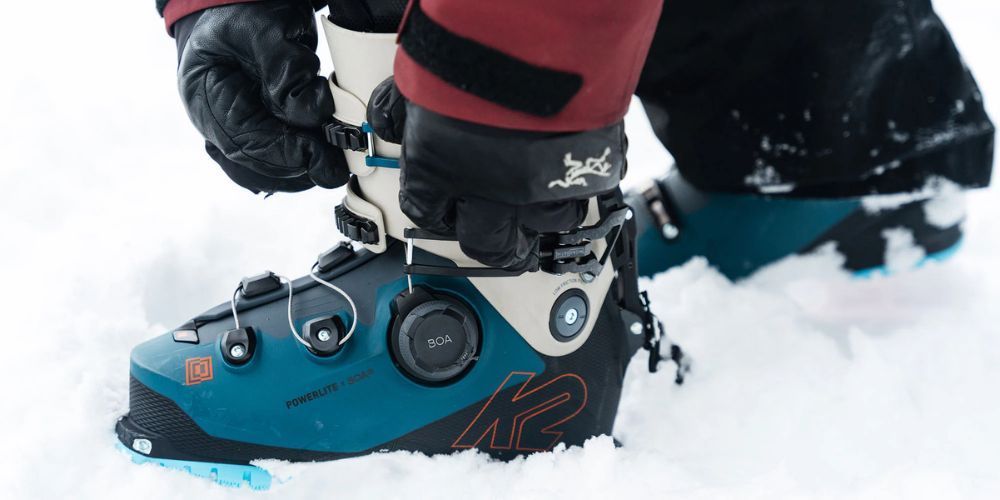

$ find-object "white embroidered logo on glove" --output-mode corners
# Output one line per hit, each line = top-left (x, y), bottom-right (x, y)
(548, 147), (614, 189)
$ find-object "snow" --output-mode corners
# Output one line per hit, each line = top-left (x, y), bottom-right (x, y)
(2, 1), (999, 498)
(880, 228), (927, 272)
(860, 176), (963, 214)
(924, 181), (968, 228)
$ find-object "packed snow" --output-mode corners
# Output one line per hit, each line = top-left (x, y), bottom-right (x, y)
(2, 1), (999, 498)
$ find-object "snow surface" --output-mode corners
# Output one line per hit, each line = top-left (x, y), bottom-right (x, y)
(2, 1), (999, 498)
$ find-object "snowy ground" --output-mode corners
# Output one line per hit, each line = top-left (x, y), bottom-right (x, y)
(2, 1), (999, 498)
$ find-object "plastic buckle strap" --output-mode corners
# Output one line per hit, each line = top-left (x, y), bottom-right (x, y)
(639, 291), (663, 373)
(323, 121), (401, 168)
(335, 204), (380, 245)
(540, 206), (630, 278)
(324, 121), (369, 152)
(402, 227), (531, 278)
(400, 206), (631, 279)
(639, 290), (690, 384)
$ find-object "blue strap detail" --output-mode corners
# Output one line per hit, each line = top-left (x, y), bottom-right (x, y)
(360, 122), (401, 168)
(365, 156), (401, 168)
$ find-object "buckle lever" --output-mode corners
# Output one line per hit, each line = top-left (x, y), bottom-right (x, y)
(401, 206), (631, 280)
(324, 122), (369, 152)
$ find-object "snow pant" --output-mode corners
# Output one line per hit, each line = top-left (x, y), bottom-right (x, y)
(636, 0), (995, 197)
(330, 0), (995, 197)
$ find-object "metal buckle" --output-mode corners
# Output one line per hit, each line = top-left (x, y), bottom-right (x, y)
(361, 123), (400, 168)
(642, 182), (680, 240)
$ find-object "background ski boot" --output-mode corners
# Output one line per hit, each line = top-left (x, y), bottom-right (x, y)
(628, 170), (965, 280)
(115, 17), (686, 490)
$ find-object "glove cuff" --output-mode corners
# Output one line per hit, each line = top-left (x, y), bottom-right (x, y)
(162, 0), (262, 34)
(402, 103), (626, 206)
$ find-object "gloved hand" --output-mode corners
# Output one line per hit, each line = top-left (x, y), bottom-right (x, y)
(368, 78), (627, 271)
(173, 1), (348, 194)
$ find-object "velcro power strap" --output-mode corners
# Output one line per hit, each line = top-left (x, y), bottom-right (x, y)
(399, 2), (583, 117)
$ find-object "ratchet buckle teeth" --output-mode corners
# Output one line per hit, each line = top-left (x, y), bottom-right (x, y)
(402, 205), (632, 280)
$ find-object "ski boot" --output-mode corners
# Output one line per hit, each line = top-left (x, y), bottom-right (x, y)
(628, 170), (965, 280)
(115, 17), (687, 489)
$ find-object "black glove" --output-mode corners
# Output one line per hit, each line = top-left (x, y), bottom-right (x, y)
(368, 79), (627, 271)
(173, 1), (348, 194)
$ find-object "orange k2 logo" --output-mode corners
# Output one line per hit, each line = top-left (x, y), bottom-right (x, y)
(184, 356), (214, 386)
(453, 371), (588, 452)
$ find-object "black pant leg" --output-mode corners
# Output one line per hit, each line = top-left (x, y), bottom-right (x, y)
(636, 0), (994, 197)
(326, 0), (407, 33)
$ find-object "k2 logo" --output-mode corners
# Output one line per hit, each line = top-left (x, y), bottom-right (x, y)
(452, 371), (588, 452)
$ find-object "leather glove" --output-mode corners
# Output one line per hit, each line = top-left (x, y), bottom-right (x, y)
(173, 1), (348, 194)
(368, 78), (627, 271)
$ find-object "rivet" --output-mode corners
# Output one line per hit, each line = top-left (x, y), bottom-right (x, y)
(630, 322), (644, 335)
(230, 344), (246, 359)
